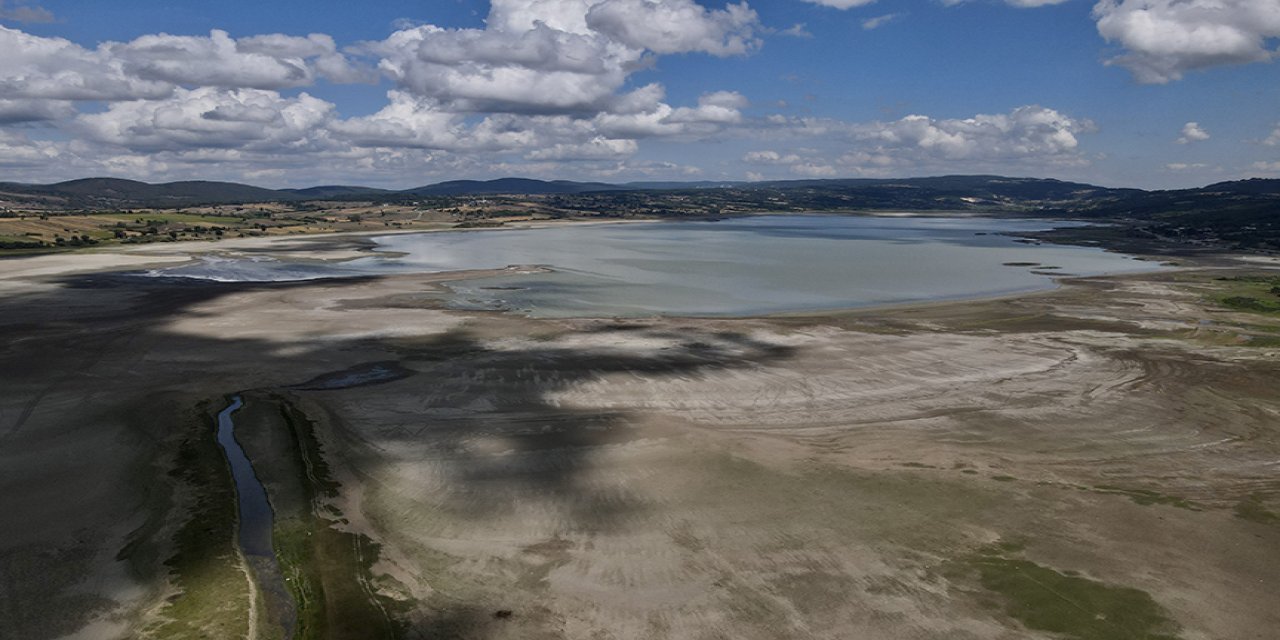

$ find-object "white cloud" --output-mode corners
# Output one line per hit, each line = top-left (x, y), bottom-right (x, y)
(1176, 121), (1210, 144)
(1263, 123), (1280, 146)
(744, 150), (802, 164)
(591, 87), (747, 138)
(1165, 162), (1208, 170)
(0, 129), (61, 166)
(801, 0), (878, 9)
(525, 136), (638, 160)
(107, 30), (368, 90)
(778, 23), (813, 38)
(486, 0), (599, 34)
(0, 24), (370, 120)
(853, 106), (1091, 161)
(762, 105), (1095, 171)
(370, 24), (633, 113)
(0, 25), (173, 100)
(584, 0), (760, 56)
(668, 90), (748, 124)
(76, 87), (336, 152)
(1094, 0), (1280, 83)
(370, 0), (759, 115)
(1251, 160), (1280, 172)
(0, 1), (53, 23)
(790, 162), (838, 176)
(327, 91), (473, 149)
(862, 14), (902, 30)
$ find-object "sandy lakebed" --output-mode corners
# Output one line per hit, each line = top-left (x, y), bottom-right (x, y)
(1, 222), (1278, 640)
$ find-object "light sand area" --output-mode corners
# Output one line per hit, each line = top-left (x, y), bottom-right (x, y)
(0, 253), (1277, 639)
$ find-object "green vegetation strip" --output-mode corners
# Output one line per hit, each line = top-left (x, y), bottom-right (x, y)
(140, 417), (252, 640)
(1091, 485), (1200, 510)
(1214, 276), (1280, 315)
(275, 400), (411, 640)
(964, 543), (1182, 640)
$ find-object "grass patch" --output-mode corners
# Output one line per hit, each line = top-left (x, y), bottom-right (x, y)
(1242, 334), (1280, 348)
(139, 412), (252, 640)
(963, 544), (1182, 640)
(274, 401), (411, 640)
(1234, 494), (1278, 524)
(1212, 276), (1280, 316)
(1092, 485), (1200, 510)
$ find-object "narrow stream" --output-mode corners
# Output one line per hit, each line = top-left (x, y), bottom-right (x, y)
(216, 396), (274, 556)
(215, 395), (297, 639)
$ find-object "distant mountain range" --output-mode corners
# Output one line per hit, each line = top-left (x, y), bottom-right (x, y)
(0, 174), (1277, 227)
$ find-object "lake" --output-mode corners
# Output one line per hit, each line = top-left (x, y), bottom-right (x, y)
(149, 214), (1166, 317)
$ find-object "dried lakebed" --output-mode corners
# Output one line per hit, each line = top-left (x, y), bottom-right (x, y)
(0, 221), (1276, 640)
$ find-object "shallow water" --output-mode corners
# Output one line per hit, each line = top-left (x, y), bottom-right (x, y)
(214, 396), (274, 558)
(151, 215), (1166, 317)
(214, 395), (296, 638)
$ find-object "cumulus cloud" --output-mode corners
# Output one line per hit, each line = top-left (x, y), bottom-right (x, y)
(1094, 0), (1280, 83)
(76, 87), (336, 152)
(762, 105), (1094, 170)
(0, 25), (172, 100)
(525, 136), (638, 160)
(0, 97), (74, 123)
(584, 0), (760, 56)
(370, 24), (633, 113)
(0, 24), (370, 114)
(852, 106), (1091, 161)
(331, 91), (519, 151)
(369, 0), (759, 114)
(0, 129), (61, 166)
(592, 88), (747, 138)
(1165, 162), (1208, 170)
(1176, 121), (1210, 144)
(107, 30), (370, 89)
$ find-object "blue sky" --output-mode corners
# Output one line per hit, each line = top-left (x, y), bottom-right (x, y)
(1, 0), (1277, 188)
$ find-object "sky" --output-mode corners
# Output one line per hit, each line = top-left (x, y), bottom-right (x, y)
(0, 0), (1278, 189)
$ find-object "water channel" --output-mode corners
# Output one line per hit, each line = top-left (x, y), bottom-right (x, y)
(214, 395), (296, 638)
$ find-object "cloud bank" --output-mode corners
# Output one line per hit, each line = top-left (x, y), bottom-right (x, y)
(0, 0), (1269, 186)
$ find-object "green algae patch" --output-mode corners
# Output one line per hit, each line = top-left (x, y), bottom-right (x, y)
(963, 545), (1182, 640)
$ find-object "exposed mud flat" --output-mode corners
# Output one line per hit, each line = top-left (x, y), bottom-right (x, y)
(0, 250), (1277, 639)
